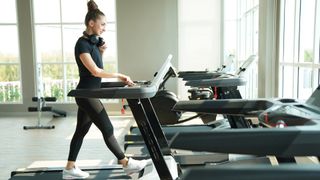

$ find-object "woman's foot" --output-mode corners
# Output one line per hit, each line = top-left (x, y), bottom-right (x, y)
(62, 166), (90, 179)
(123, 158), (152, 175)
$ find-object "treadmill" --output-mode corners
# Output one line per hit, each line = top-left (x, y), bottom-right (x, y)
(124, 58), (256, 165)
(124, 75), (249, 165)
(125, 75), (246, 142)
(66, 54), (320, 180)
(178, 55), (257, 81)
(11, 55), (320, 179)
(10, 55), (179, 180)
(69, 54), (180, 179)
(170, 85), (320, 179)
(125, 55), (257, 143)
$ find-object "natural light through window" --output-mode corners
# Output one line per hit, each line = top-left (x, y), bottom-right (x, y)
(32, 0), (117, 102)
(223, 0), (259, 98)
(0, 0), (21, 103)
(279, 0), (320, 100)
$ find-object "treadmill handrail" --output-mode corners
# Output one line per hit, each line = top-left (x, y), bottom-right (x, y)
(170, 125), (320, 157)
(179, 54), (257, 81)
(185, 76), (247, 87)
(173, 99), (274, 116)
(67, 54), (173, 99)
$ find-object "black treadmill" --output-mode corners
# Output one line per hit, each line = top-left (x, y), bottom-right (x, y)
(10, 55), (179, 180)
(178, 55), (257, 81)
(70, 54), (180, 179)
(125, 55), (257, 143)
(124, 76), (249, 165)
(11, 55), (320, 179)
(170, 85), (320, 179)
(124, 57), (257, 165)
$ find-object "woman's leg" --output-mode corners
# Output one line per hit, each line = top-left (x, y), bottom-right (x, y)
(66, 107), (92, 169)
(77, 98), (126, 160)
(65, 98), (148, 176)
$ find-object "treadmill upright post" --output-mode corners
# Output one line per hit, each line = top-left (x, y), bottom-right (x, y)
(127, 99), (173, 180)
(140, 98), (172, 154)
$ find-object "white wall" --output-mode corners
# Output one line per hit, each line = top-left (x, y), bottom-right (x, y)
(178, 0), (221, 99)
(117, 0), (178, 93)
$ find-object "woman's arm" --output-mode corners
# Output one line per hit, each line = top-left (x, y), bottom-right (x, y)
(79, 53), (134, 85)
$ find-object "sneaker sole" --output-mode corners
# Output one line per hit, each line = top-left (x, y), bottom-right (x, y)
(63, 174), (90, 179)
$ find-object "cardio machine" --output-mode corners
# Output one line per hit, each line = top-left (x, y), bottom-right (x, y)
(150, 55), (257, 125)
(125, 55), (257, 142)
(170, 85), (320, 179)
(124, 76), (247, 165)
(68, 54), (180, 180)
(10, 55), (179, 180)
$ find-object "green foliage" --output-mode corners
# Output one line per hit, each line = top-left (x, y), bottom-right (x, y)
(42, 64), (63, 79)
(304, 49), (313, 62)
(0, 52), (118, 103)
(0, 65), (19, 81)
(0, 83), (21, 103)
(51, 84), (64, 102)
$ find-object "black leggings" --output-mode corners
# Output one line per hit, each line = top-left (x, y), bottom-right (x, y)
(67, 98), (125, 161)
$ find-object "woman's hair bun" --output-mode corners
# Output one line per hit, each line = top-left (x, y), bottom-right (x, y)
(87, 0), (99, 12)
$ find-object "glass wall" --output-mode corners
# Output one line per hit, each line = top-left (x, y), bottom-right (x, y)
(223, 0), (259, 98)
(177, 0), (221, 99)
(32, 0), (117, 102)
(0, 0), (21, 103)
(279, 0), (320, 100)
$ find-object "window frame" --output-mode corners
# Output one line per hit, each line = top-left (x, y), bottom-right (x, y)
(0, 1), (22, 104)
(31, 0), (118, 103)
(278, 0), (320, 99)
(222, 0), (259, 98)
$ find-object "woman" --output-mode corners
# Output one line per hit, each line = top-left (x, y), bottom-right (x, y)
(63, 1), (150, 179)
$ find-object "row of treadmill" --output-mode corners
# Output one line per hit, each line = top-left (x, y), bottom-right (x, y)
(11, 54), (320, 179)
(73, 54), (320, 179)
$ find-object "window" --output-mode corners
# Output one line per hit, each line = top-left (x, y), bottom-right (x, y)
(32, 0), (117, 102)
(0, 0), (22, 103)
(223, 0), (259, 98)
(279, 0), (320, 99)
(177, 0), (221, 99)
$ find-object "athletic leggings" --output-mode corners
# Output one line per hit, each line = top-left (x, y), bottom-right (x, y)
(67, 98), (125, 161)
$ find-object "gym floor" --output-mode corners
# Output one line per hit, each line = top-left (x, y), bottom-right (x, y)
(3, 114), (318, 179)
(0, 113), (134, 179)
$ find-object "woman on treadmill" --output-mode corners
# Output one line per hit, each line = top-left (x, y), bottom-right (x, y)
(63, 1), (150, 179)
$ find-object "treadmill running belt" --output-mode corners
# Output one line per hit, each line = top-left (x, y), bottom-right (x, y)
(10, 168), (131, 180)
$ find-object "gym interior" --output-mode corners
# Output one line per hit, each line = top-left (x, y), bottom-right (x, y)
(1, 0), (320, 179)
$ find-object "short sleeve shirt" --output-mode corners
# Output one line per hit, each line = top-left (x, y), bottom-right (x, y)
(75, 37), (103, 89)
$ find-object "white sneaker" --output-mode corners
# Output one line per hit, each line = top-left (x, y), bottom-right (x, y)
(123, 158), (152, 175)
(62, 166), (90, 179)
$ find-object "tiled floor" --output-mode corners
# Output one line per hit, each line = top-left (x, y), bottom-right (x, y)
(0, 113), (135, 179)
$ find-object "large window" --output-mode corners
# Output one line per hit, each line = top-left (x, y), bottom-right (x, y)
(177, 0), (221, 99)
(0, 0), (21, 103)
(32, 0), (117, 102)
(279, 0), (320, 99)
(223, 0), (259, 98)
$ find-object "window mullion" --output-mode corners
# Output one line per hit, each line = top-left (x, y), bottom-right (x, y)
(59, 0), (67, 102)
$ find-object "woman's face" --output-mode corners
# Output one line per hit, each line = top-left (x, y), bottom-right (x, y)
(89, 16), (106, 36)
